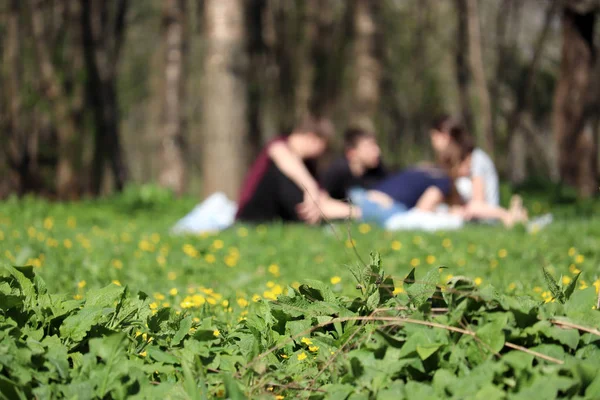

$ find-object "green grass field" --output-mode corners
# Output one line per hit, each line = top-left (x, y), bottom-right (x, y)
(1, 189), (600, 399)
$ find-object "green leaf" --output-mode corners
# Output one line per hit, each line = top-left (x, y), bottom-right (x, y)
(59, 307), (105, 343)
(476, 314), (507, 354)
(416, 343), (443, 360)
(172, 315), (192, 346)
(378, 275), (395, 305)
(223, 374), (246, 400)
(564, 272), (581, 300)
(542, 267), (565, 303)
(85, 284), (125, 308)
(146, 346), (180, 365)
(406, 267), (440, 308)
(366, 290), (380, 311)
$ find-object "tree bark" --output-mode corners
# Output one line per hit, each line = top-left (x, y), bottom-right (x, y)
(454, 0), (475, 134)
(553, 7), (597, 197)
(507, 0), (558, 184)
(159, 0), (188, 195)
(294, 0), (319, 121)
(202, 0), (249, 200)
(82, 0), (129, 196)
(466, 0), (494, 157)
(4, 0), (26, 194)
(351, 0), (381, 131)
(30, 0), (80, 199)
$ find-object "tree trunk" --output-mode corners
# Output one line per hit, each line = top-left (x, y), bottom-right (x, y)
(294, 0), (319, 121)
(82, 0), (130, 196)
(553, 7), (597, 197)
(159, 0), (188, 195)
(202, 0), (248, 200)
(454, 0), (475, 134)
(352, 0), (381, 131)
(507, 0), (558, 185)
(466, 0), (494, 157)
(30, 0), (80, 199)
(4, 0), (25, 194)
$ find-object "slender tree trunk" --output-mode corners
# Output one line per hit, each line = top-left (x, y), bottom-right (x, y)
(553, 7), (597, 197)
(352, 0), (382, 131)
(159, 0), (188, 195)
(466, 0), (494, 157)
(202, 0), (248, 199)
(295, 0), (319, 120)
(82, 0), (129, 195)
(507, 0), (558, 184)
(5, 0), (25, 193)
(30, 0), (80, 199)
(454, 0), (475, 134)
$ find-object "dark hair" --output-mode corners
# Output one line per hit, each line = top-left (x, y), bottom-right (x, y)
(294, 115), (335, 142)
(431, 114), (456, 133)
(343, 127), (375, 151)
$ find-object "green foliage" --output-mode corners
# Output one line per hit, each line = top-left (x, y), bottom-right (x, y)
(2, 259), (599, 399)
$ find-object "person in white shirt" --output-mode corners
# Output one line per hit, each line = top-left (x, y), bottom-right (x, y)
(430, 115), (527, 227)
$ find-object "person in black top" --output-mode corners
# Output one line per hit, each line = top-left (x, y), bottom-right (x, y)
(321, 128), (387, 200)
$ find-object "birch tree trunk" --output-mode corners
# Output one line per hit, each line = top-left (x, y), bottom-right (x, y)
(159, 0), (188, 195)
(202, 0), (248, 199)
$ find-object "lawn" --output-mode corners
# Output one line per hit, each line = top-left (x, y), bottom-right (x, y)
(1, 189), (600, 399)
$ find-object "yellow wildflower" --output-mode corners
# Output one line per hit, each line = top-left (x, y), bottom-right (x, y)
(149, 302), (158, 310)
(570, 264), (581, 275)
(330, 276), (341, 285)
(533, 286), (543, 293)
(154, 293), (165, 301)
(212, 239), (224, 250)
(358, 223), (371, 234)
(391, 240), (402, 251)
(139, 351), (147, 357)
(568, 247), (576, 257)
(393, 286), (404, 295)
(237, 298), (248, 307)
(112, 280), (121, 286)
(77, 280), (86, 289)
(205, 254), (216, 263)
(562, 276), (571, 285)
(474, 277), (483, 286)
(301, 337), (313, 345)
(309, 346), (319, 352)
(442, 238), (452, 248)
(575, 254), (585, 264)
(213, 329), (220, 337)
(268, 264), (280, 276)
(410, 258), (420, 267)
(498, 249), (507, 258)
(426, 255), (436, 265)
(63, 239), (73, 249)
(345, 239), (357, 248)
(297, 352), (307, 361)
(169, 288), (178, 296)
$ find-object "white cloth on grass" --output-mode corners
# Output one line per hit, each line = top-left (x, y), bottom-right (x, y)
(171, 192), (237, 234)
(456, 148), (499, 206)
(385, 209), (464, 232)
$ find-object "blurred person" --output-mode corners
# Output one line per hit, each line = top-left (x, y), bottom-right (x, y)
(320, 127), (388, 200)
(430, 116), (527, 226)
(236, 115), (335, 223)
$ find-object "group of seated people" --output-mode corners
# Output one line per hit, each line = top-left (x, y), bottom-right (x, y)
(235, 114), (528, 229)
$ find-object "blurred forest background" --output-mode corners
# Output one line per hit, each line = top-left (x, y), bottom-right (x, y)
(1, 0), (600, 201)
